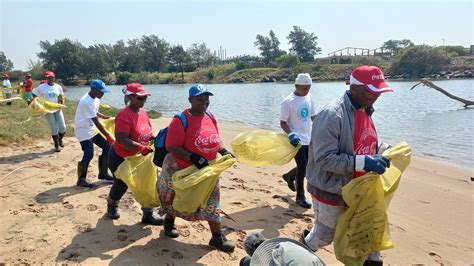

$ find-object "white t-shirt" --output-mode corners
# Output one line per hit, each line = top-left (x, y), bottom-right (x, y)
(2, 80), (12, 93)
(74, 93), (100, 141)
(32, 83), (63, 103)
(280, 92), (316, 145)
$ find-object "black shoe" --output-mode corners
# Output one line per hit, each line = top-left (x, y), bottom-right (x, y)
(141, 210), (164, 225)
(52, 135), (62, 152)
(296, 195), (312, 209)
(107, 204), (120, 219)
(77, 162), (93, 188)
(209, 232), (235, 252)
(164, 217), (179, 238)
(98, 155), (114, 181)
(364, 260), (383, 266)
(282, 168), (296, 192)
(239, 256), (251, 266)
(300, 229), (315, 251)
(58, 132), (65, 148)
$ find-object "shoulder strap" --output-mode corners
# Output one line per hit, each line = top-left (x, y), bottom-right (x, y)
(205, 111), (217, 127)
(175, 111), (188, 130)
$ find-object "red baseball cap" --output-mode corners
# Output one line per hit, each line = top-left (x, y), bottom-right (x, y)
(44, 71), (55, 78)
(26, 73), (32, 78)
(349, 65), (393, 93)
(125, 83), (151, 96)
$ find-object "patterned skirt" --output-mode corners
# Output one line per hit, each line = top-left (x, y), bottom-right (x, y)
(157, 153), (221, 223)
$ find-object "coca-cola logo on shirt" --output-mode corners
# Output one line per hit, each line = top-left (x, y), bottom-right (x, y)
(194, 126), (221, 154)
(137, 124), (152, 144)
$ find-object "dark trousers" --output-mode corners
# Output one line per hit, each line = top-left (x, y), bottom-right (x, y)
(294, 145), (309, 197)
(79, 134), (110, 164)
(107, 147), (128, 201)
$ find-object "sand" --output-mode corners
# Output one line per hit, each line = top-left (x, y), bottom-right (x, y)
(0, 117), (472, 265)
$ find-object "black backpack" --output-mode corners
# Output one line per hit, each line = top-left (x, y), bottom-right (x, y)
(153, 111), (216, 167)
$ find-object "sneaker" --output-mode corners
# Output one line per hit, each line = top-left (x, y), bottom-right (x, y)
(209, 233), (235, 253)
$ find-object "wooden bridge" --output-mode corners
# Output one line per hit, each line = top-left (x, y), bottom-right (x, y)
(327, 47), (393, 64)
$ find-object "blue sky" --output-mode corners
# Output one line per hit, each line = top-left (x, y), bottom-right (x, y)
(1, 0), (472, 70)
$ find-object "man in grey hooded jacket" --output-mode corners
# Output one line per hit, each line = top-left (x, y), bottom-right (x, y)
(302, 66), (393, 265)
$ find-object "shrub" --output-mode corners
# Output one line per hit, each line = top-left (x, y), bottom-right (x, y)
(275, 54), (300, 68)
(390, 45), (450, 77)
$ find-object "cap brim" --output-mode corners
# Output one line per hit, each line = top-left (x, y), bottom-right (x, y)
(365, 82), (393, 93)
(134, 92), (151, 96)
(192, 91), (214, 97)
(250, 238), (315, 265)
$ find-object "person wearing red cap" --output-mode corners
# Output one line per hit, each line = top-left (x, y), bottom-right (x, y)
(31, 71), (67, 151)
(2, 73), (12, 105)
(23, 73), (33, 105)
(106, 83), (163, 225)
(301, 66), (393, 265)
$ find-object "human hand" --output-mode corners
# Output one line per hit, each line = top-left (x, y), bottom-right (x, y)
(106, 134), (115, 144)
(288, 132), (300, 147)
(138, 145), (153, 156)
(356, 155), (391, 174)
(190, 153), (209, 169)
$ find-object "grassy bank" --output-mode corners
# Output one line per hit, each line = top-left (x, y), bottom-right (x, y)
(0, 100), (160, 146)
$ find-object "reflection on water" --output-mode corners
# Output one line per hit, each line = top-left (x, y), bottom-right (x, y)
(66, 79), (474, 168)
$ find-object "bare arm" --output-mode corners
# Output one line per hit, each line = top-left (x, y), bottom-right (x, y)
(115, 132), (142, 151)
(167, 146), (192, 161)
(280, 120), (291, 134)
(97, 112), (110, 119)
(91, 117), (111, 138)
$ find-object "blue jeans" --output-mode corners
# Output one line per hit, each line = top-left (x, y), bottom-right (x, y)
(45, 110), (66, 135)
(79, 134), (110, 165)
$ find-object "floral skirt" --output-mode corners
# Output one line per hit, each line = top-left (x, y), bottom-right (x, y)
(157, 153), (221, 223)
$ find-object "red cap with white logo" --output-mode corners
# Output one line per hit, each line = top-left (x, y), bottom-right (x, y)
(349, 65), (393, 93)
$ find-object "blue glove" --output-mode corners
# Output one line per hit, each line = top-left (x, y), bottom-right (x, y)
(356, 155), (391, 174)
(288, 132), (300, 147)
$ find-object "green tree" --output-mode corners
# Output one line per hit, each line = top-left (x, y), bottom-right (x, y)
(187, 42), (215, 68)
(140, 35), (170, 72)
(80, 45), (111, 80)
(275, 54), (300, 68)
(390, 45), (450, 77)
(27, 59), (45, 80)
(38, 38), (84, 80)
(168, 45), (190, 80)
(287, 26), (321, 62)
(382, 39), (414, 55)
(0, 51), (14, 72)
(254, 30), (285, 64)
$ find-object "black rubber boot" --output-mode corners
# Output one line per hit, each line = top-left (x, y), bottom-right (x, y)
(52, 135), (61, 152)
(164, 216), (179, 238)
(58, 132), (65, 148)
(141, 209), (164, 225)
(296, 175), (311, 209)
(209, 231), (235, 252)
(364, 260), (383, 266)
(98, 155), (114, 181)
(282, 167), (297, 192)
(106, 197), (120, 219)
(77, 162), (94, 188)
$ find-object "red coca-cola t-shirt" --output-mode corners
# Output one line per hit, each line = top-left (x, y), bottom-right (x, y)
(113, 107), (153, 158)
(24, 79), (33, 92)
(353, 109), (378, 178)
(166, 110), (221, 168)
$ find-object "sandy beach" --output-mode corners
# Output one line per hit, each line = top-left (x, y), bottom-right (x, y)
(0, 117), (472, 265)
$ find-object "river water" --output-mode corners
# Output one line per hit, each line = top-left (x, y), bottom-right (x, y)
(65, 79), (474, 168)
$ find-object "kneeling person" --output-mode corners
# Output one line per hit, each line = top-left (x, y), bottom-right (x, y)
(74, 79), (115, 188)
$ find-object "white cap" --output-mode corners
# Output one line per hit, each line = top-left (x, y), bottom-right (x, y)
(295, 73), (312, 85)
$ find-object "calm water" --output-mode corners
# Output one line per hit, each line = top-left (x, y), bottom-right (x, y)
(65, 79), (474, 168)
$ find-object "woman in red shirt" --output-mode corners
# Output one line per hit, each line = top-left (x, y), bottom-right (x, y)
(158, 83), (235, 252)
(106, 83), (163, 225)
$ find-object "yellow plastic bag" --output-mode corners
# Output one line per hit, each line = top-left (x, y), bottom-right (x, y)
(29, 97), (66, 116)
(114, 152), (160, 209)
(334, 142), (412, 265)
(172, 155), (237, 214)
(99, 117), (115, 138)
(231, 130), (300, 167)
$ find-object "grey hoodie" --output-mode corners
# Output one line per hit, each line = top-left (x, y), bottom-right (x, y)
(306, 91), (376, 206)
